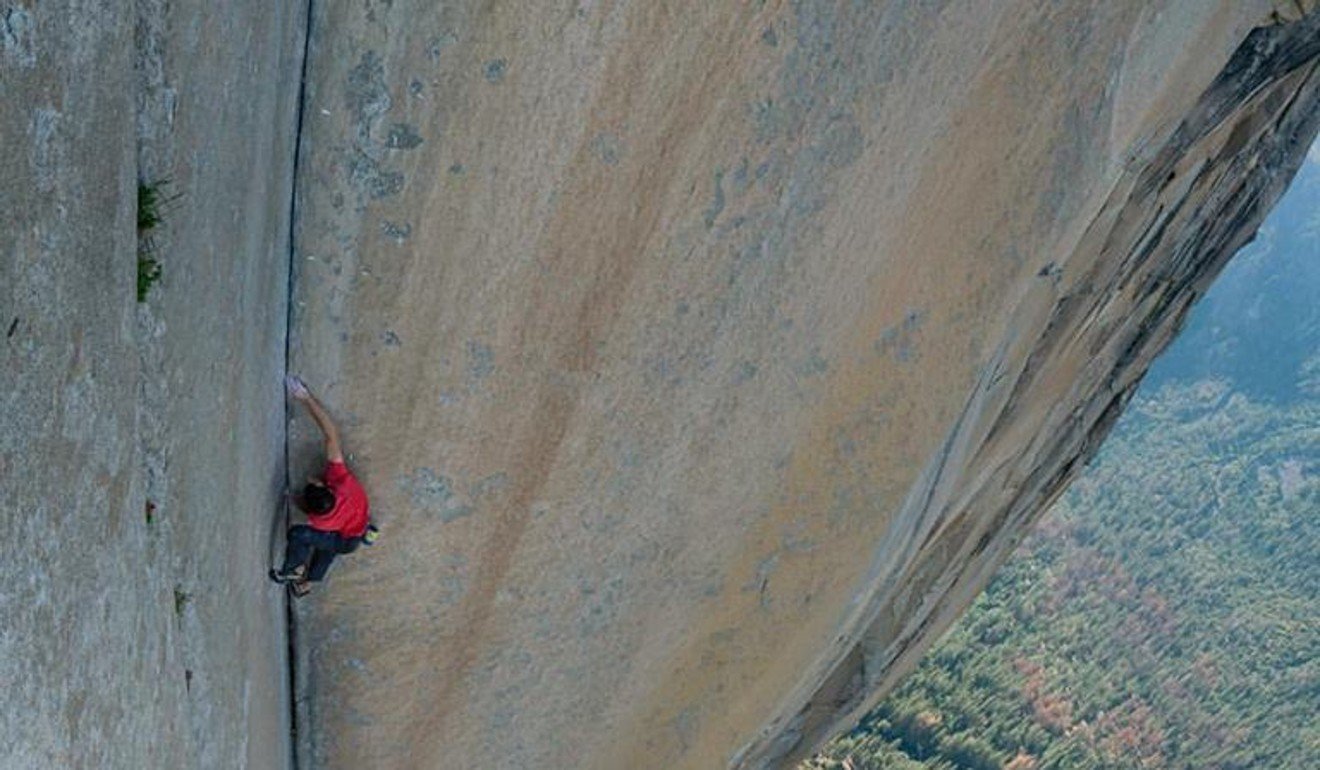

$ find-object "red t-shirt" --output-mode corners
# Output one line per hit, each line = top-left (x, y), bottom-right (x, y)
(308, 460), (370, 538)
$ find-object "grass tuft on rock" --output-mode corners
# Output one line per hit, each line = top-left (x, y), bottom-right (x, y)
(137, 256), (162, 303)
(136, 180), (175, 302)
(173, 585), (191, 618)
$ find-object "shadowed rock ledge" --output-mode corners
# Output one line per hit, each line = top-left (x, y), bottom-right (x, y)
(284, 3), (1320, 769)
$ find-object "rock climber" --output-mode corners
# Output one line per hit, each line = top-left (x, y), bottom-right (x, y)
(270, 375), (375, 597)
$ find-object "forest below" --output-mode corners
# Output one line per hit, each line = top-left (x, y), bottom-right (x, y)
(805, 153), (1319, 770)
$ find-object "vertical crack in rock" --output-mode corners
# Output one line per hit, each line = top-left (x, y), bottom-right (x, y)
(285, 2), (316, 769)
(733, 12), (1320, 769)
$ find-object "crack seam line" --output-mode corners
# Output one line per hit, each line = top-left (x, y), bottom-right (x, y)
(283, 1), (315, 769)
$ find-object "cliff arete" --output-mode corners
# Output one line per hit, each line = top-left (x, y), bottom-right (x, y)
(3, 1), (1318, 768)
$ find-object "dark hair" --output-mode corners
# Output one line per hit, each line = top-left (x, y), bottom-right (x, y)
(303, 483), (336, 514)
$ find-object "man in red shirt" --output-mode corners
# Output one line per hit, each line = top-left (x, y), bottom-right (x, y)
(270, 376), (372, 597)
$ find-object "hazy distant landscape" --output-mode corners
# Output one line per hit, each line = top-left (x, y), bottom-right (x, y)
(809, 149), (1320, 769)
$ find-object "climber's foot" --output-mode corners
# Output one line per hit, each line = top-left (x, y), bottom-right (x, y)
(269, 564), (307, 584)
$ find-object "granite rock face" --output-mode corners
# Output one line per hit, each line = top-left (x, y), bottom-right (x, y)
(5, 1), (1318, 769)
(288, 2), (1320, 768)
(1, 2), (303, 767)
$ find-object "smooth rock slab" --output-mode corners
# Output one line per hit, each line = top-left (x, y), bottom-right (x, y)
(288, 2), (1320, 768)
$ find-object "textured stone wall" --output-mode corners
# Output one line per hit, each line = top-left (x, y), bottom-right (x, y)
(4, 1), (1317, 768)
(287, 2), (1319, 768)
(1, 2), (304, 766)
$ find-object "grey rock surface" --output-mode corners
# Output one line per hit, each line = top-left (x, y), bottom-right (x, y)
(1, 1), (304, 767)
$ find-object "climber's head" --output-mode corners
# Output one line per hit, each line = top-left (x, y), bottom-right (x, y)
(303, 480), (336, 514)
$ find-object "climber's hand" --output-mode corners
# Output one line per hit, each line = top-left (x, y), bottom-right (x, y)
(285, 375), (311, 401)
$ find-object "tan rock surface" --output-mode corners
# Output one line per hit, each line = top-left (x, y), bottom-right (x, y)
(284, 2), (1320, 769)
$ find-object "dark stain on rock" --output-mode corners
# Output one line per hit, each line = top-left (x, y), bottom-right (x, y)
(794, 348), (829, 378)
(2, 7), (36, 68)
(875, 310), (925, 363)
(380, 219), (412, 242)
(730, 156), (751, 192)
(427, 33), (456, 63)
(815, 115), (864, 170)
(30, 108), (60, 192)
(466, 340), (495, 380)
(750, 97), (783, 143)
(364, 0), (396, 25)
(385, 123), (424, 150)
(483, 58), (508, 83)
(743, 553), (779, 609)
(345, 51), (391, 143)
(703, 168), (726, 228)
(349, 152), (405, 199)
(645, 356), (683, 389)
(472, 472), (509, 499)
(399, 468), (474, 523)
(590, 132), (622, 165)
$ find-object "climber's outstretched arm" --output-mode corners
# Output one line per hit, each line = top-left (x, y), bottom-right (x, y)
(286, 376), (344, 463)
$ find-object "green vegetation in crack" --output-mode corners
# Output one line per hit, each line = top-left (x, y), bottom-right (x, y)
(136, 180), (175, 302)
(173, 584), (192, 620)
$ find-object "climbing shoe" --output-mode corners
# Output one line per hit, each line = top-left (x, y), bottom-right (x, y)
(269, 565), (306, 584)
